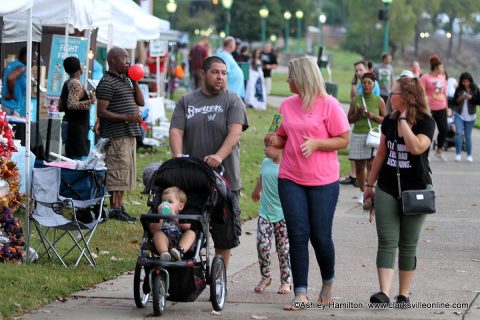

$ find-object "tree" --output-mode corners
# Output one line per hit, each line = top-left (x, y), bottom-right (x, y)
(388, 1), (416, 56)
(436, 0), (480, 57)
(403, 0), (440, 57)
(343, 0), (384, 60)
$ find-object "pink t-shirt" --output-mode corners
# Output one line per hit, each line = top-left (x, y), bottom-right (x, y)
(421, 73), (447, 111)
(277, 95), (350, 186)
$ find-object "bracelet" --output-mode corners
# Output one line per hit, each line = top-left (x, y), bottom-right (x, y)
(398, 117), (407, 121)
(366, 184), (375, 188)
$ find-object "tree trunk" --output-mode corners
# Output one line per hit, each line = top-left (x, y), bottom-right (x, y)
(457, 23), (463, 51)
(414, 23), (420, 57)
(447, 20), (454, 58)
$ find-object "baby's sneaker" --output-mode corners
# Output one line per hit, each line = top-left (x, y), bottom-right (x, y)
(160, 252), (171, 261)
(170, 247), (184, 261)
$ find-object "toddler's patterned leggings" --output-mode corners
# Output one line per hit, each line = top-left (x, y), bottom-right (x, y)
(256, 216), (291, 284)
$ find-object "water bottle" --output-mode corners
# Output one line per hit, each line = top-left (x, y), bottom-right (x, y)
(159, 201), (172, 215)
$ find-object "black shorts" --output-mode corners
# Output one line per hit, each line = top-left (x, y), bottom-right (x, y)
(209, 190), (242, 250)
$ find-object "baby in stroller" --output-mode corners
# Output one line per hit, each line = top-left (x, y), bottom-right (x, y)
(134, 157), (228, 316)
(149, 187), (196, 261)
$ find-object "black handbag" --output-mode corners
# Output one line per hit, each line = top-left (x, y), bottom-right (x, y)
(394, 121), (436, 215)
(401, 189), (436, 215)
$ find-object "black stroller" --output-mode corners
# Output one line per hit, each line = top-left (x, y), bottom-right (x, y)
(134, 157), (232, 316)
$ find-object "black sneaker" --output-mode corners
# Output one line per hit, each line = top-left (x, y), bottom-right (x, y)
(115, 210), (136, 223)
(108, 208), (120, 219)
(119, 206), (136, 221)
(340, 176), (357, 186)
(370, 291), (390, 304)
(395, 295), (410, 308)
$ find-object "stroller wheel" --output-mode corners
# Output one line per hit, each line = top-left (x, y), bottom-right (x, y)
(152, 273), (167, 316)
(210, 255), (227, 311)
(133, 262), (150, 308)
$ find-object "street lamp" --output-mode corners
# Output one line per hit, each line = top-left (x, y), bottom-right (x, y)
(270, 34), (277, 45)
(221, 0), (233, 36)
(382, 0), (393, 53)
(259, 6), (269, 45)
(295, 10), (303, 54)
(166, 0), (177, 30)
(318, 13), (326, 47)
(284, 10), (291, 53)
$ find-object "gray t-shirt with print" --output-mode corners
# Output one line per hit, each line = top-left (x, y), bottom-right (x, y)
(373, 63), (394, 96)
(170, 89), (248, 191)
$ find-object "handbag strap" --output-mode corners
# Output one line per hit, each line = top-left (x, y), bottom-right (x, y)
(394, 119), (402, 199)
(361, 96), (374, 131)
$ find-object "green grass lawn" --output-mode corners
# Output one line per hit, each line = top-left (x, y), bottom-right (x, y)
(2, 105), (351, 319)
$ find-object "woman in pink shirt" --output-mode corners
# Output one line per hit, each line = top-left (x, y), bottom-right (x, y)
(265, 57), (350, 310)
(420, 55), (448, 161)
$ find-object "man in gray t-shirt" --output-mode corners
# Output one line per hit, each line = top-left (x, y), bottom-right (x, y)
(170, 56), (248, 268)
(373, 53), (394, 103)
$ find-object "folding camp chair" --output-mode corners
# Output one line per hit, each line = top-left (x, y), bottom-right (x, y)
(29, 166), (109, 268)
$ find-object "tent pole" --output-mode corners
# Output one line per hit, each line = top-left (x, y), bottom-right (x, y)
(130, 48), (135, 64)
(25, 7), (33, 264)
(84, 29), (91, 88)
(156, 56), (160, 97)
(0, 17), (4, 79)
(107, 23), (113, 52)
(35, 42), (40, 151)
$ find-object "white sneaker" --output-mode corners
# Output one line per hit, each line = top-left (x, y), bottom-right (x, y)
(357, 192), (364, 204)
(467, 156), (473, 162)
(455, 154), (461, 162)
(434, 151), (448, 162)
(160, 252), (171, 261)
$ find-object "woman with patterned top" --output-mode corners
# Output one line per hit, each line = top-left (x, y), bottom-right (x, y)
(59, 56), (96, 159)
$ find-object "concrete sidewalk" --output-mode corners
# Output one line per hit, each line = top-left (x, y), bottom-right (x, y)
(21, 99), (480, 319)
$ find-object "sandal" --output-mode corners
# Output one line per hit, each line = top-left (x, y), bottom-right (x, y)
(284, 294), (309, 311)
(254, 277), (272, 293)
(277, 283), (291, 295)
(317, 283), (333, 305)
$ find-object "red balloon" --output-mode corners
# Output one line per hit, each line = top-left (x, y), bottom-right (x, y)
(128, 64), (145, 81)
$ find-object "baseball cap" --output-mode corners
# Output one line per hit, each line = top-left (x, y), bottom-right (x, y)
(398, 70), (415, 80)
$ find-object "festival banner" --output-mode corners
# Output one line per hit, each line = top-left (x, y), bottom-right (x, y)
(46, 35), (88, 99)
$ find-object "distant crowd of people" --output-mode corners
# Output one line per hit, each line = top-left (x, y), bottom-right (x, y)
(188, 36), (278, 110)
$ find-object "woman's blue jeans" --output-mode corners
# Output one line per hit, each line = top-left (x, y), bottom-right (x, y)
(454, 113), (474, 156)
(278, 178), (339, 295)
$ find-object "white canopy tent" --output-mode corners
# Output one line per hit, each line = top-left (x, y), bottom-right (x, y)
(31, 0), (93, 31)
(96, 0), (170, 50)
(95, 0), (137, 50)
(0, 0), (34, 261)
(2, 14), (42, 43)
(1, 1), (33, 16)
(121, 0), (170, 40)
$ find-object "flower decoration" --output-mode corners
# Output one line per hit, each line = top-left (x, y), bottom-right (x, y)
(0, 112), (17, 159)
(0, 206), (23, 263)
(0, 111), (23, 263)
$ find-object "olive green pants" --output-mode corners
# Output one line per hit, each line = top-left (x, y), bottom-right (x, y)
(374, 187), (426, 271)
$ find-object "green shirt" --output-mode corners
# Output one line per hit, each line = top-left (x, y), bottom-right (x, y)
(352, 94), (381, 134)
